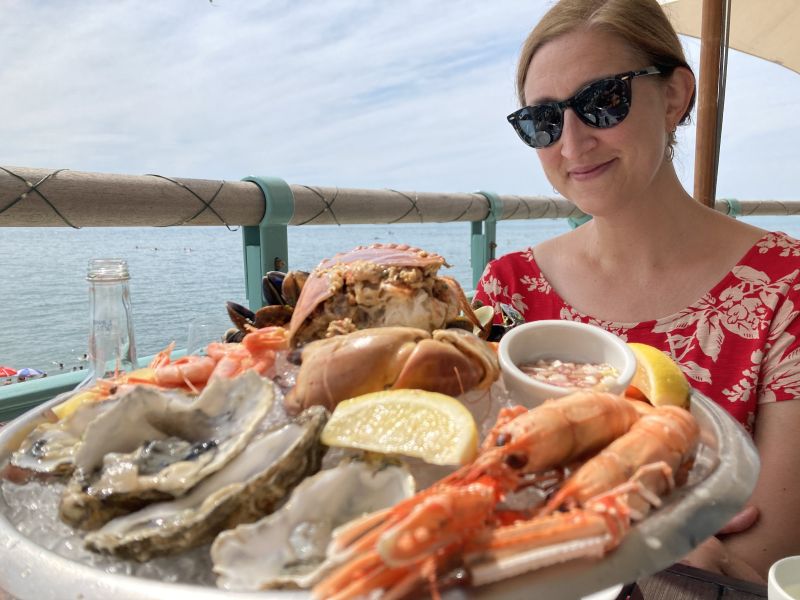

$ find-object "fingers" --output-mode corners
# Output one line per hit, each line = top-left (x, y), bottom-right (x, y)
(718, 547), (765, 584)
(680, 536), (765, 584)
(717, 505), (759, 536)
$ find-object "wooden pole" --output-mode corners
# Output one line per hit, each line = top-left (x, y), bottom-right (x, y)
(693, 0), (725, 207)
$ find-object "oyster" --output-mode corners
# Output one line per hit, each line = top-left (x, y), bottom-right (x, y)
(60, 371), (274, 530)
(211, 458), (414, 590)
(84, 406), (328, 561)
(9, 395), (120, 476)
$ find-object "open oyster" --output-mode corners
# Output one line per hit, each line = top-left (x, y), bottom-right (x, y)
(84, 405), (328, 561)
(211, 457), (414, 590)
(9, 395), (121, 476)
(60, 371), (274, 530)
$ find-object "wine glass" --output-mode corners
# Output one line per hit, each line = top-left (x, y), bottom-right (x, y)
(186, 314), (231, 356)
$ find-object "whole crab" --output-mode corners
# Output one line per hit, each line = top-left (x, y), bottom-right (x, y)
(285, 243), (484, 346)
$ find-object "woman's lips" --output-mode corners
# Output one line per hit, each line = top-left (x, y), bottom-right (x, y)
(569, 159), (615, 181)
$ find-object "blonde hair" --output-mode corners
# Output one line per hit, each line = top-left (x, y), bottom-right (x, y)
(516, 0), (695, 148)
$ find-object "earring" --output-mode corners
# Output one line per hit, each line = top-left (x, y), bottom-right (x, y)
(665, 125), (678, 161)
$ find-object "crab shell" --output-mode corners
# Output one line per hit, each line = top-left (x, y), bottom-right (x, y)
(283, 326), (499, 414)
(286, 243), (458, 346)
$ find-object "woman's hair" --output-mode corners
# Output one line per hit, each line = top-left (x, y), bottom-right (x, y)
(516, 0), (696, 134)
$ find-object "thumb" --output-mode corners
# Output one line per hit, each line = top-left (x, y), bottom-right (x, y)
(718, 505), (759, 535)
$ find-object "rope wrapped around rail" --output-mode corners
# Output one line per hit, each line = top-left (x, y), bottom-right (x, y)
(0, 166), (580, 228)
(3, 165), (793, 228)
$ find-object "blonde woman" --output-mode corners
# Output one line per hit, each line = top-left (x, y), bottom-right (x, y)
(474, 0), (800, 583)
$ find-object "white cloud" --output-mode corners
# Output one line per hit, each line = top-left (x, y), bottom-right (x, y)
(1, 1), (798, 200)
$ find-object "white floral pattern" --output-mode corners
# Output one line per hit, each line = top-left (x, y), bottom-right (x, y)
(473, 231), (800, 434)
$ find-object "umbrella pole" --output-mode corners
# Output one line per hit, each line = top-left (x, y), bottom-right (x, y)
(693, 0), (725, 208)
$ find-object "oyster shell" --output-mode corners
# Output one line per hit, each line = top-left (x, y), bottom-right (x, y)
(9, 396), (120, 476)
(60, 371), (274, 530)
(84, 405), (328, 561)
(211, 458), (414, 590)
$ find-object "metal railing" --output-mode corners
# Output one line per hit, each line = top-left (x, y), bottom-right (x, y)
(2, 164), (799, 420)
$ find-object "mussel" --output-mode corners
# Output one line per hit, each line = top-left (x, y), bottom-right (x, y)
(226, 270), (309, 337)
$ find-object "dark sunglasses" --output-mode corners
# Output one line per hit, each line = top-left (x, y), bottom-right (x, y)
(507, 66), (663, 149)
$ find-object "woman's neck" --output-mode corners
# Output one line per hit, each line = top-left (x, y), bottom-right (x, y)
(578, 170), (704, 273)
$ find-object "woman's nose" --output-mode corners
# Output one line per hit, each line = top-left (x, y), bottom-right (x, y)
(558, 108), (598, 159)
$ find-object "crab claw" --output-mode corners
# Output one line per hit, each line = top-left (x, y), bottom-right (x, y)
(283, 326), (499, 414)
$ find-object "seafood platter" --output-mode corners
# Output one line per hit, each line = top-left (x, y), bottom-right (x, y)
(0, 244), (760, 600)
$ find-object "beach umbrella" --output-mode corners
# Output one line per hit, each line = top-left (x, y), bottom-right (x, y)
(0, 366), (17, 377)
(16, 367), (45, 378)
(659, 0), (800, 206)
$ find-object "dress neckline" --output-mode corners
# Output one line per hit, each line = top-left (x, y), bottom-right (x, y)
(525, 230), (786, 330)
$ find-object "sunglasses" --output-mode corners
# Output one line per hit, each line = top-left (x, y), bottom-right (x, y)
(507, 66), (663, 149)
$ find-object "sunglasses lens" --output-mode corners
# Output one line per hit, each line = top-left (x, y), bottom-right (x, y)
(575, 78), (630, 128)
(514, 104), (563, 148)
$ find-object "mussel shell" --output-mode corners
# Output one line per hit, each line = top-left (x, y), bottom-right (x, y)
(227, 301), (256, 332)
(281, 271), (308, 306)
(253, 305), (293, 328)
(262, 271), (287, 306)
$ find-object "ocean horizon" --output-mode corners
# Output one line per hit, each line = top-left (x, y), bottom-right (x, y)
(2, 215), (800, 376)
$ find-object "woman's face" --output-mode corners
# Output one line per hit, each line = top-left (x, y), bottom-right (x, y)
(524, 29), (672, 216)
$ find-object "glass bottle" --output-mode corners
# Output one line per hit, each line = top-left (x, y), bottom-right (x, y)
(86, 258), (138, 383)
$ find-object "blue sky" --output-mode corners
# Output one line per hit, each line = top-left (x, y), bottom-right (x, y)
(2, 0), (798, 200)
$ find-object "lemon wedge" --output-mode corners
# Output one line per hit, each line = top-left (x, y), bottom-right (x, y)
(472, 305), (495, 336)
(51, 367), (158, 420)
(321, 389), (479, 466)
(627, 343), (691, 408)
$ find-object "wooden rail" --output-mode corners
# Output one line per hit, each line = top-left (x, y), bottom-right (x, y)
(0, 166), (578, 227)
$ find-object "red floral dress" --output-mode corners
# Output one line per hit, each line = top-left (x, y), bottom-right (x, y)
(473, 231), (800, 433)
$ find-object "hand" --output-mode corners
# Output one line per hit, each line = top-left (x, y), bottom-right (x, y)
(679, 535), (764, 583)
(679, 505), (763, 583)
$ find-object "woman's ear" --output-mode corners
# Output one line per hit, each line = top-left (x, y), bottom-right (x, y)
(664, 66), (696, 128)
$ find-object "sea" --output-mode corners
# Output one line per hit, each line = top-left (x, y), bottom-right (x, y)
(1, 216), (799, 375)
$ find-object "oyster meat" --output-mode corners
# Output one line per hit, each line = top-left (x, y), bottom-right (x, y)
(60, 371), (274, 530)
(84, 405), (328, 561)
(211, 457), (414, 590)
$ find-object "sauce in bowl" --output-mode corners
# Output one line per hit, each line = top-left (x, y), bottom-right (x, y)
(518, 358), (620, 391)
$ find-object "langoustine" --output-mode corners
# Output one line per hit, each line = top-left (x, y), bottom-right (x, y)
(312, 391), (699, 600)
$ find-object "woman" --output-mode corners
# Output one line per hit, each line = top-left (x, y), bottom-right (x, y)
(473, 0), (800, 583)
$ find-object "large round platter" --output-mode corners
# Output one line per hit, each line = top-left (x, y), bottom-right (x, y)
(0, 389), (759, 600)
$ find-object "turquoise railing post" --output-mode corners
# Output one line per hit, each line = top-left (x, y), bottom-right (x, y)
(721, 198), (741, 219)
(240, 176), (295, 311)
(471, 191), (502, 290)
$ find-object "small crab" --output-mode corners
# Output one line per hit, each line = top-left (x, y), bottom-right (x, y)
(286, 243), (485, 346)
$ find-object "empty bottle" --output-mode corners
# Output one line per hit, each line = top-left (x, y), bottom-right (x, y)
(86, 258), (138, 382)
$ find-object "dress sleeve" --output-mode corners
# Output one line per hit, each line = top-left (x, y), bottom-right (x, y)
(758, 276), (800, 405)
